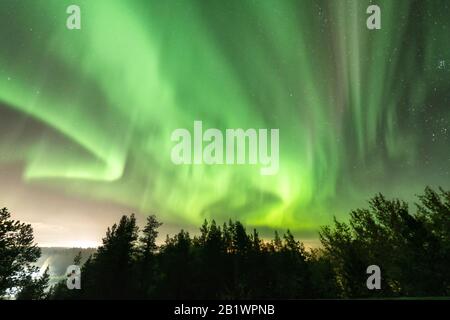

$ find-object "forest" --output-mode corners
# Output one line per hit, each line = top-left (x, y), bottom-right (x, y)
(0, 187), (449, 299)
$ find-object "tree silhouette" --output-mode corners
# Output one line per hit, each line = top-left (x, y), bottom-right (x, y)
(16, 266), (50, 300)
(0, 207), (44, 298)
(320, 188), (450, 297)
(42, 186), (450, 300)
(81, 214), (139, 299)
(157, 230), (194, 299)
(136, 215), (162, 298)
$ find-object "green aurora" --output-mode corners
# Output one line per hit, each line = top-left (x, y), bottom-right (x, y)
(0, 0), (449, 239)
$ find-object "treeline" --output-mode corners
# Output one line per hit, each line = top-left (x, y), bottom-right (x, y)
(1, 187), (449, 299)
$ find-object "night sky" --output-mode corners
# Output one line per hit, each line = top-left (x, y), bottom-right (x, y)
(0, 0), (449, 247)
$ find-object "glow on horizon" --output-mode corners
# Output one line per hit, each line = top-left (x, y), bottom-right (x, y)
(38, 240), (101, 249)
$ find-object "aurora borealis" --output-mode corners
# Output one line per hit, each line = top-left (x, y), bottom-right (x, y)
(0, 0), (449, 246)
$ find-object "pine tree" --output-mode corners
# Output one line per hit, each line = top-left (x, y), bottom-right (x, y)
(17, 267), (50, 300)
(82, 214), (139, 299)
(0, 208), (41, 298)
(137, 215), (162, 298)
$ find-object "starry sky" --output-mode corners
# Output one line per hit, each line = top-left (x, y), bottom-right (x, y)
(0, 0), (449, 247)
